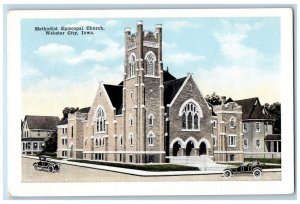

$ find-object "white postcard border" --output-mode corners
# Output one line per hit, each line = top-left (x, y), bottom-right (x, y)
(7, 8), (294, 196)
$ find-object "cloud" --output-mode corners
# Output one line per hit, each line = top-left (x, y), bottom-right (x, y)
(104, 20), (120, 28)
(164, 20), (200, 31)
(214, 20), (263, 64)
(214, 32), (259, 61)
(193, 20), (280, 104)
(22, 64), (124, 117)
(165, 52), (205, 65)
(65, 39), (124, 64)
(35, 39), (124, 65)
(162, 41), (177, 50)
(87, 64), (123, 84)
(194, 64), (280, 104)
(22, 64), (43, 78)
(35, 43), (74, 57)
(22, 77), (98, 118)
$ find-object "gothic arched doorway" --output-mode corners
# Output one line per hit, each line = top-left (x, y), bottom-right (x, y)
(173, 141), (181, 156)
(186, 141), (195, 156)
(199, 142), (207, 155)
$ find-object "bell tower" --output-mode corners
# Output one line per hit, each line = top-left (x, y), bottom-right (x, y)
(122, 20), (165, 163)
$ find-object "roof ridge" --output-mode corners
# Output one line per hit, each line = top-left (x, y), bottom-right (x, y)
(235, 97), (258, 102)
(103, 84), (123, 87)
(163, 76), (187, 84)
(25, 115), (59, 118)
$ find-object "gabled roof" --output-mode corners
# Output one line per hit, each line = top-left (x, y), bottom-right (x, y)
(103, 84), (123, 115)
(117, 69), (176, 86)
(24, 115), (60, 130)
(234, 97), (274, 120)
(163, 77), (187, 106)
(207, 102), (217, 116)
(163, 70), (176, 82)
(78, 107), (90, 113)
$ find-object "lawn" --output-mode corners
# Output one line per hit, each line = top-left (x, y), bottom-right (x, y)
(68, 159), (200, 171)
(245, 158), (281, 164)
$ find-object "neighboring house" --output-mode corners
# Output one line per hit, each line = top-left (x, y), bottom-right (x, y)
(57, 21), (244, 164)
(21, 115), (60, 155)
(226, 97), (279, 158)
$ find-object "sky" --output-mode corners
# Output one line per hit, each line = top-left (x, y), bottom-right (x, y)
(21, 17), (280, 118)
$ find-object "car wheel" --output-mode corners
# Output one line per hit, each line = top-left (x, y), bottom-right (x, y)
(253, 169), (262, 177)
(223, 170), (232, 177)
(48, 166), (54, 173)
(33, 164), (38, 170)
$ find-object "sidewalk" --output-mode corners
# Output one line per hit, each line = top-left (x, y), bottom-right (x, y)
(22, 155), (281, 176)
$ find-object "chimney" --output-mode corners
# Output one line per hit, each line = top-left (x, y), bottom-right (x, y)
(221, 96), (226, 105)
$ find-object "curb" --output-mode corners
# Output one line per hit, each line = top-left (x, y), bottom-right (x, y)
(22, 155), (281, 176)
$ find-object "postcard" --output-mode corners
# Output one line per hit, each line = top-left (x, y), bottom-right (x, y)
(6, 8), (294, 197)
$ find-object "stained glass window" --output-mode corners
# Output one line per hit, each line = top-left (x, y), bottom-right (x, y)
(129, 54), (136, 77)
(95, 107), (105, 132)
(181, 102), (200, 130)
(146, 53), (155, 76)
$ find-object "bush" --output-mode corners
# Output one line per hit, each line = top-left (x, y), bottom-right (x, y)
(68, 160), (199, 171)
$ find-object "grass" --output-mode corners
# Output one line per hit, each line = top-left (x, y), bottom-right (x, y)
(245, 158), (281, 164)
(68, 159), (200, 172)
(217, 162), (280, 169)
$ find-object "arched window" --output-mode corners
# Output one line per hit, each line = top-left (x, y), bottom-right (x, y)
(95, 138), (99, 146)
(129, 133), (133, 146)
(95, 107), (105, 132)
(84, 138), (87, 147)
(147, 132), (155, 146)
(181, 102), (200, 130)
(71, 126), (74, 138)
(148, 114), (154, 126)
(129, 54), (136, 77)
(99, 138), (102, 146)
(145, 52), (156, 76)
(230, 117), (236, 128)
(129, 115), (133, 127)
(120, 135), (123, 146)
(212, 120), (217, 128)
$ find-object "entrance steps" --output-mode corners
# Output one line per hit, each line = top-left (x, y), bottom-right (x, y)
(167, 155), (228, 171)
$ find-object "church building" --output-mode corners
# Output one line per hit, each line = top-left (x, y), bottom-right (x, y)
(57, 21), (247, 164)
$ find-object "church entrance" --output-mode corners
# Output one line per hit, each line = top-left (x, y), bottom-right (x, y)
(186, 141), (195, 156)
(199, 142), (207, 155)
(172, 141), (181, 156)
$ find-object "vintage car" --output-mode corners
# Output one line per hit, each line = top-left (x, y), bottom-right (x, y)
(223, 161), (263, 177)
(33, 155), (61, 173)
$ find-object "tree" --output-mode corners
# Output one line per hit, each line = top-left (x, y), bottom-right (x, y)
(40, 132), (57, 156)
(264, 102), (281, 134)
(62, 107), (79, 121)
(205, 92), (222, 105)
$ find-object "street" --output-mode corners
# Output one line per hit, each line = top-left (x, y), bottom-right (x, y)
(22, 157), (281, 182)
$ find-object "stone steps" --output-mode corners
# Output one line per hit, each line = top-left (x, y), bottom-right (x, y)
(168, 155), (228, 171)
